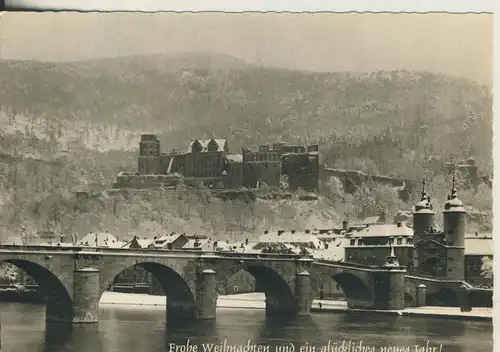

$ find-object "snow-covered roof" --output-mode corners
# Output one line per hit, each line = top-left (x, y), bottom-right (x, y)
(257, 231), (324, 249)
(183, 238), (214, 250)
(188, 138), (228, 153)
(152, 233), (187, 248)
(121, 237), (154, 249)
(350, 224), (413, 238)
(465, 235), (493, 256)
(77, 232), (120, 247)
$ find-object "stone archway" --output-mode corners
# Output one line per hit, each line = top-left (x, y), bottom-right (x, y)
(217, 263), (297, 317)
(2, 259), (73, 322)
(421, 257), (439, 276)
(100, 262), (197, 323)
(331, 272), (373, 309)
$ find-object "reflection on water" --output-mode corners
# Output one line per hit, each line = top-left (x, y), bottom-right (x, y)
(0, 303), (493, 352)
(43, 323), (73, 351)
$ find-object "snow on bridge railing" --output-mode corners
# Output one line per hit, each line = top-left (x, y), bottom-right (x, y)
(313, 258), (406, 270)
(405, 271), (439, 279)
(0, 244), (313, 260)
(0, 244), (209, 255)
(212, 251), (313, 260)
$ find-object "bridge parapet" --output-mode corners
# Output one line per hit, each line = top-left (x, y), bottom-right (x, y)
(315, 258), (406, 272)
(311, 260), (406, 310)
(1, 246), (407, 326)
(403, 273), (479, 307)
(0, 245), (314, 261)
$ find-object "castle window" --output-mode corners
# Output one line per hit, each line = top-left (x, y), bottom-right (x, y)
(407, 238), (413, 245)
(350, 239), (355, 246)
(397, 238), (403, 245)
(357, 239), (363, 246)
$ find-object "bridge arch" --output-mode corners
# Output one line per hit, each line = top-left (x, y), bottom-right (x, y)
(216, 262), (297, 317)
(310, 264), (375, 309)
(100, 260), (197, 322)
(331, 272), (373, 308)
(0, 258), (73, 322)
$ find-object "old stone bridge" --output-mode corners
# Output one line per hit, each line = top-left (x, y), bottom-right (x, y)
(0, 245), (406, 325)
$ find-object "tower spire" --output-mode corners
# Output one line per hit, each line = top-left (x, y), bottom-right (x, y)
(450, 174), (458, 200)
(384, 244), (400, 267)
(420, 178), (427, 201)
(390, 244), (396, 258)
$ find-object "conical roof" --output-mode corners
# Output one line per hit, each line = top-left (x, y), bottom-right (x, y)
(444, 176), (465, 212)
(414, 179), (434, 214)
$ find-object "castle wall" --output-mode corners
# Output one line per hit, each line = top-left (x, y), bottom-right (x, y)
(186, 151), (226, 178)
(242, 162), (281, 188)
(282, 153), (319, 192)
(160, 154), (174, 174)
(227, 162), (243, 189)
(446, 159), (479, 190)
(114, 174), (182, 189)
(129, 136), (320, 192)
(169, 154), (187, 175)
(138, 135), (161, 175)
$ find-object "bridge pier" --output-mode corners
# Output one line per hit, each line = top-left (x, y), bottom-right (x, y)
(45, 267), (100, 323)
(372, 267), (406, 310)
(71, 267), (100, 323)
(295, 270), (311, 316)
(196, 269), (217, 320)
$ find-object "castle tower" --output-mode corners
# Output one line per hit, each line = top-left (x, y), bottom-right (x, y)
(464, 157), (478, 190)
(443, 176), (466, 247)
(412, 179), (435, 245)
(138, 134), (161, 175)
(442, 176), (466, 280)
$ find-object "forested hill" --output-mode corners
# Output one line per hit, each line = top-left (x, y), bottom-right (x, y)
(0, 52), (493, 180)
(0, 52), (492, 240)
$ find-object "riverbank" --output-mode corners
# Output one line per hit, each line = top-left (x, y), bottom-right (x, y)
(100, 292), (492, 321)
(100, 292), (348, 310)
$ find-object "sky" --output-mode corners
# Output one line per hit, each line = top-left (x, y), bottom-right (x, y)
(0, 12), (493, 85)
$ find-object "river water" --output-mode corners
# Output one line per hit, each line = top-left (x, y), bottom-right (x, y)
(0, 302), (492, 352)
